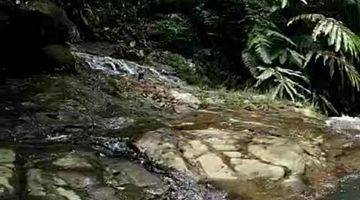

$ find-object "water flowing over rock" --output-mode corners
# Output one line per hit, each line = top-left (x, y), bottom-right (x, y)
(74, 52), (184, 87)
(1, 38), (360, 199)
(134, 109), (345, 199)
(326, 116), (360, 139)
(74, 52), (138, 76)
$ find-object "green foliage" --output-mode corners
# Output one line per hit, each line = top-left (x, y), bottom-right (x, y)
(304, 51), (360, 90)
(167, 54), (209, 85)
(239, 0), (360, 114)
(155, 18), (193, 43)
(243, 9), (308, 102)
(255, 67), (310, 101)
(289, 14), (360, 57)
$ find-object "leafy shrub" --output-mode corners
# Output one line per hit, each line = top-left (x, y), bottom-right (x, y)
(155, 18), (194, 43)
(167, 54), (210, 85)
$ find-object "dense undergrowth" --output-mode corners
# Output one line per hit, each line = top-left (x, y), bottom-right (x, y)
(10, 0), (360, 116)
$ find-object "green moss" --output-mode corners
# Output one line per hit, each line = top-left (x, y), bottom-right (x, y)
(197, 88), (322, 116)
(155, 18), (194, 43)
(42, 44), (75, 66)
(167, 54), (210, 86)
(26, 0), (61, 16)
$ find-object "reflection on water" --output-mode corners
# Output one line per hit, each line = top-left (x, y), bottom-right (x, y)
(326, 174), (360, 200)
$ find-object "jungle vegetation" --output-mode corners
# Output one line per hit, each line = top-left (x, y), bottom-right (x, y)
(146, 0), (360, 115)
(239, 0), (360, 115)
(5, 0), (360, 115)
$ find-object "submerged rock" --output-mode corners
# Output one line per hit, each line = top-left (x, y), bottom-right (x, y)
(53, 152), (96, 170)
(57, 171), (100, 190)
(0, 166), (15, 199)
(26, 168), (81, 200)
(0, 149), (15, 164)
(232, 159), (285, 181)
(135, 128), (190, 173)
(248, 136), (306, 175)
(103, 159), (168, 197)
(196, 153), (237, 181)
(181, 140), (209, 160)
(0, 149), (16, 199)
(96, 117), (135, 130)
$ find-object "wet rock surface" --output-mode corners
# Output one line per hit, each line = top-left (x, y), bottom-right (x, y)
(0, 49), (226, 200)
(0, 149), (16, 199)
(135, 108), (360, 199)
(0, 49), (360, 200)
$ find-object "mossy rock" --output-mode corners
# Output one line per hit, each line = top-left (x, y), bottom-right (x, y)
(25, 0), (61, 16)
(25, 0), (79, 42)
(0, 149), (15, 164)
(42, 44), (75, 68)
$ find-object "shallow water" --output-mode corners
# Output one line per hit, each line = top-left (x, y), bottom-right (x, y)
(326, 174), (360, 200)
(2, 51), (360, 199)
(170, 108), (327, 200)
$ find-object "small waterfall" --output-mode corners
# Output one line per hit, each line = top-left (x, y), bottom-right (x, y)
(74, 52), (139, 76)
(73, 52), (183, 86)
(326, 116), (360, 139)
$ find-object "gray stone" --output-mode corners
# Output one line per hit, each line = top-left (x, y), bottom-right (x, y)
(196, 153), (237, 180)
(0, 149), (15, 164)
(282, 175), (307, 193)
(26, 169), (80, 200)
(181, 140), (208, 160)
(134, 129), (189, 173)
(55, 187), (82, 200)
(104, 159), (167, 195)
(249, 136), (306, 175)
(232, 159), (285, 180)
(0, 149), (16, 199)
(170, 90), (201, 109)
(53, 152), (94, 170)
(212, 144), (238, 151)
(223, 151), (243, 158)
(97, 117), (134, 130)
(57, 171), (99, 189)
(0, 166), (15, 198)
(88, 186), (119, 200)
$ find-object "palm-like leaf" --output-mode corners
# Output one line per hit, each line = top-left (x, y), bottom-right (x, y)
(304, 50), (360, 90)
(289, 14), (360, 58)
(255, 67), (310, 101)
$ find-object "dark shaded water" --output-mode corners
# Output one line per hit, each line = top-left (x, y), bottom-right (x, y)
(326, 174), (360, 200)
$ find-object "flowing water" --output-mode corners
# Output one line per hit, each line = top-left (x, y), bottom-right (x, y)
(1, 51), (360, 199)
(325, 116), (360, 199)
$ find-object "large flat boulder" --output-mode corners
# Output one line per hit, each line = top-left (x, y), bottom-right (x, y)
(196, 153), (237, 180)
(248, 136), (306, 175)
(232, 159), (285, 180)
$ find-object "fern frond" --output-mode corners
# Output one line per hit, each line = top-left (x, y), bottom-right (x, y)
(289, 14), (360, 58)
(255, 66), (309, 101)
(242, 51), (259, 77)
(305, 50), (360, 90)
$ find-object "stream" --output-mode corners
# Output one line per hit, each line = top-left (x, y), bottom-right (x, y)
(1, 49), (360, 200)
